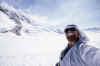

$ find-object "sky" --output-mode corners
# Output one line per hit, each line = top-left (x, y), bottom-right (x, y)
(0, 0), (100, 29)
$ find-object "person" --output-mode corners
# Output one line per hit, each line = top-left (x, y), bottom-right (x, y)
(56, 24), (100, 66)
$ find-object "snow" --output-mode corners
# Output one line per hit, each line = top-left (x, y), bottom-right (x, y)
(0, 31), (66, 66)
(85, 31), (100, 48)
(0, 3), (100, 66)
(0, 30), (100, 66)
(0, 11), (16, 31)
(0, 8), (66, 65)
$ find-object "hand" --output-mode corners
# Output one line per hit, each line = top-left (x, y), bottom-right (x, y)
(55, 62), (60, 66)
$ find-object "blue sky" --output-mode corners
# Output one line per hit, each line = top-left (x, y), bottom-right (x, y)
(0, 0), (100, 29)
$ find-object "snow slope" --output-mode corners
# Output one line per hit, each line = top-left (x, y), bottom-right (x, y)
(0, 3), (66, 66)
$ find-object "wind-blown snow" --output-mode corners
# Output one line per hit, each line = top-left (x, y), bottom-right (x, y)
(0, 3), (100, 66)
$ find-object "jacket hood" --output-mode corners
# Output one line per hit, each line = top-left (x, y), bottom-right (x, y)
(64, 24), (89, 44)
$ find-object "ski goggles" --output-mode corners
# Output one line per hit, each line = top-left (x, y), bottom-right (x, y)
(64, 28), (78, 33)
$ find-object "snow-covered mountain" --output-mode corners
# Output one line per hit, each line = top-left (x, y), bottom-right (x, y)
(0, 3), (63, 36)
(85, 27), (100, 32)
(0, 3), (66, 66)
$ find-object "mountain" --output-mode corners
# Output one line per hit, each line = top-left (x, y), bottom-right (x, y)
(85, 27), (100, 32)
(0, 3), (63, 36)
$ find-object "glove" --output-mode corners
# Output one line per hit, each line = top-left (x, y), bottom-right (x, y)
(55, 62), (60, 66)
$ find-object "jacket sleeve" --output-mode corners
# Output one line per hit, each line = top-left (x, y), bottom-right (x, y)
(79, 44), (100, 66)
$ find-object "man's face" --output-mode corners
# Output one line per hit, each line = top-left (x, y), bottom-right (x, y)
(65, 28), (80, 42)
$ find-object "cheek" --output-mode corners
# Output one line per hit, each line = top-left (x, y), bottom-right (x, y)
(75, 33), (80, 38)
(75, 32), (79, 36)
(65, 34), (69, 39)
